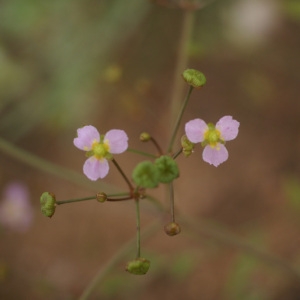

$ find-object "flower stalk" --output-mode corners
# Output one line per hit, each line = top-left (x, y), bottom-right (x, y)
(149, 136), (163, 156)
(167, 85), (194, 153)
(169, 182), (175, 223)
(135, 199), (141, 258)
(111, 158), (135, 191)
(56, 196), (96, 205)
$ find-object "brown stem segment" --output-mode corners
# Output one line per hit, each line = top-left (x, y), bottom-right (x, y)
(150, 137), (163, 156)
(111, 158), (134, 191)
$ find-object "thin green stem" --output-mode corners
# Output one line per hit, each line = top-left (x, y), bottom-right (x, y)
(127, 148), (157, 158)
(135, 199), (141, 258)
(107, 196), (133, 202)
(111, 158), (134, 191)
(172, 148), (183, 160)
(107, 192), (131, 198)
(167, 10), (195, 153)
(56, 192), (133, 205)
(150, 137), (163, 156)
(167, 85), (194, 153)
(169, 182), (175, 223)
(56, 196), (96, 205)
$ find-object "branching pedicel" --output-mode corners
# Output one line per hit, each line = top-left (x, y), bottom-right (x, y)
(40, 69), (240, 275)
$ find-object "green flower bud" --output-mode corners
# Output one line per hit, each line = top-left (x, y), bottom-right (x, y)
(181, 135), (195, 157)
(164, 222), (181, 236)
(182, 69), (206, 88)
(132, 161), (159, 188)
(40, 192), (56, 218)
(96, 192), (107, 203)
(140, 132), (151, 142)
(126, 258), (151, 275)
(155, 155), (179, 183)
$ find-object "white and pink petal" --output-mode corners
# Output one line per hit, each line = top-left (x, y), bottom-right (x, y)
(216, 116), (239, 141)
(185, 119), (208, 143)
(202, 144), (228, 167)
(83, 157), (109, 181)
(105, 129), (128, 154)
(74, 125), (100, 151)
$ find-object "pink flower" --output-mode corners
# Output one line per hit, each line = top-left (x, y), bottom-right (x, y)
(185, 116), (240, 167)
(0, 182), (34, 232)
(74, 125), (128, 180)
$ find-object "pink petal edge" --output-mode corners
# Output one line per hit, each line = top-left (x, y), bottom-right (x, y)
(83, 157), (109, 180)
(202, 144), (228, 167)
(74, 125), (100, 151)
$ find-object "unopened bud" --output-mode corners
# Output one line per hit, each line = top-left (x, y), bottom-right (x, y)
(126, 258), (151, 275)
(182, 69), (206, 88)
(96, 192), (107, 203)
(40, 192), (56, 218)
(181, 135), (195, 157)
(164, 222), (181, 236)
(140, 132), (151, 142)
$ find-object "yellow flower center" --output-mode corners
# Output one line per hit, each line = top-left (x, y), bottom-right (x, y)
(92, 141), (110, 159)
(203, 123), (223, 149)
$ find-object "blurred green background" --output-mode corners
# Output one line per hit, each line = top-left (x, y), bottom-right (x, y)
(1, 0), (300, 299)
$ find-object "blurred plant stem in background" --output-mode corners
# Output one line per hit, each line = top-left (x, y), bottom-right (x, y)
(79, 212), (300, 299)
(181, 216), (300, 281)
(0, 136), (117, 193)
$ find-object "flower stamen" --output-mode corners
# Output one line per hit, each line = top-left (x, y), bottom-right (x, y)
(92, 142), (110, 159)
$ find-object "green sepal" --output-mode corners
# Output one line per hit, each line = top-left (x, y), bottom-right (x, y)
(104, 152), (113, 160)
(201, 140), (208, 147)
(85, 150), (94, 158)
(40, 192), (56, 218)
(126, 258), (151, 275)
(182, 69), (206, 88)
(132, 161), (159, 188)
(207, 122), (215, 130)
(155, 155), (179, 183)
